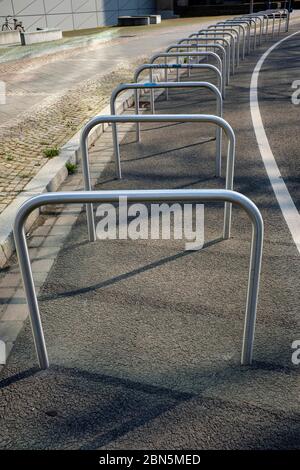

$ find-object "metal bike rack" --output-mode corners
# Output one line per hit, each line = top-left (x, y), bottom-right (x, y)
(250, 12), (273, 40)
(206, 26), (241, 64)
(241, 12), (276, 45)
(262, 12), (274, 38)
(247, 16), (261, 46)
(284, 8), (290, 32)
(257, 12), (276, 36)
(242, 8), (288, 40)
(165, 43), (229, 84)
(197, 28), (239, 69)
(149, 51), (226, 94)
(230, 19), (255, 51)
(263, 9), (288, 35)
(181, 32), (235, 73)
(236, 16), (259, 48)
(274, 9), (286, 35)
(222, 20), (251, 52)
(79, 115), (235, 243)
(263, 11), (274, 37)
(172, 37), (232, 76)
(252, 13), (270, 40)
(214, 23), (247, 59)
(245, 15), (264, 45)
(257, 9), (287, 36)
(13, 188), (264, 370)
(134, 63), (223, 111)
(110, 82), (223, 172)
(268, 12), (277, 38)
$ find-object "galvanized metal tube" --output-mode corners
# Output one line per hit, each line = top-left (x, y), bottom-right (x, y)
(13, 189), (263, 369)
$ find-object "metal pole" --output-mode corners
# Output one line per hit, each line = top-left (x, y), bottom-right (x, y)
(150, 68), (155, 113)
(164, 56), (169, 100)
(13, 189), (263, 370)
(287, 2), (291, 31)
(278, 11), (282, 35)
(81, 125), (97, 242)
(14, 209), (49, 369)
(135, 89), (140, 142)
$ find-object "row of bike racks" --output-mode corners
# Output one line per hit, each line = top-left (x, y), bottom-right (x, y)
(13, 9), (290, 370)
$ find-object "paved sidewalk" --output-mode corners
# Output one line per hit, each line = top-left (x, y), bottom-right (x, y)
(0, 21), (299, 449)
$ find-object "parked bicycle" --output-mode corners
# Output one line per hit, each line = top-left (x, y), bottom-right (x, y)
(1, 16), (25, 32)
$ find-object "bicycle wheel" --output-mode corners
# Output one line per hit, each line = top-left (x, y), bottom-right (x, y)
(2, 24), (12, 31)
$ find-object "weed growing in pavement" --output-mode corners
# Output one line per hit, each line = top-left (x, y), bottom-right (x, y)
(65, 162), (78, 174)
(43, 147), (60, 158)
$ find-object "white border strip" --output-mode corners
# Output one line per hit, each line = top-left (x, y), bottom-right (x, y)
(250, 31), (300, 255)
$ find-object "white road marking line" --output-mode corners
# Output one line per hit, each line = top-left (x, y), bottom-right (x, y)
(250, 31), (300, 255)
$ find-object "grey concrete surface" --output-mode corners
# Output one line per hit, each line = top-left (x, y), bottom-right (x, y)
(0, 22), (299, 450)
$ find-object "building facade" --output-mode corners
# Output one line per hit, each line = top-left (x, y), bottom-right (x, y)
(0, 1), (292, 32)
(0, 0), (156, 32)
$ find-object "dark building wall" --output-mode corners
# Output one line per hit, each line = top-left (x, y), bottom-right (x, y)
(174, 1), (292, 16)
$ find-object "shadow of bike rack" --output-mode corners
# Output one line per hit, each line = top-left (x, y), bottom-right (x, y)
(13, 189), (264, 370)
(110, 82), (223, 176)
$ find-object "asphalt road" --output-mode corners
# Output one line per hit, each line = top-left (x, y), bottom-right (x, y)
(0, 23), (299, 449)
